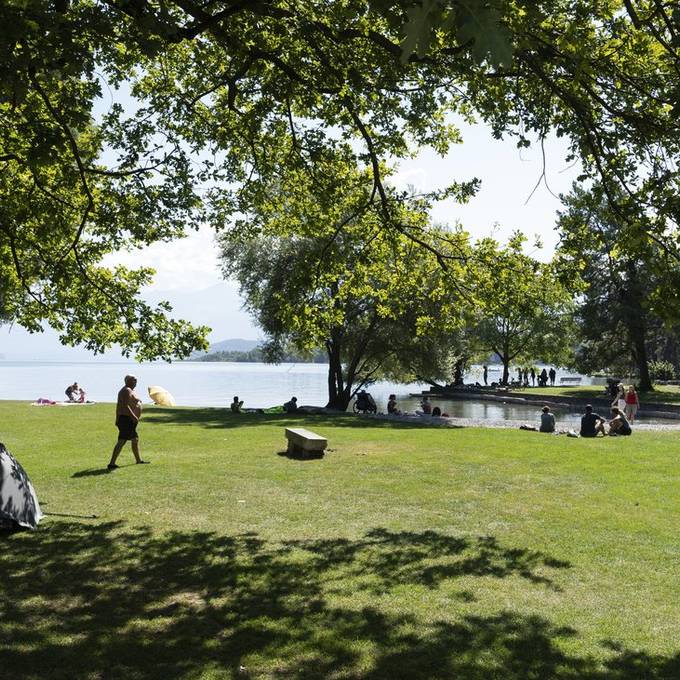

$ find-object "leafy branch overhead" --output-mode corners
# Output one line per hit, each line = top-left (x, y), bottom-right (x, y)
(3, 0), (680, 357)
(385, 0), (513, 67)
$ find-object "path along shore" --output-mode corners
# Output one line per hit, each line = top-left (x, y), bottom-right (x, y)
(359, 412), (680, 432)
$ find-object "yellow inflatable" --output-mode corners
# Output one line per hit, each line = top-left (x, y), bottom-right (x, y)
(147, 386), (176, 407)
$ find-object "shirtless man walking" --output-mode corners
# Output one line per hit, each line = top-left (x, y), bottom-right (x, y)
(107, 375), (149, 470)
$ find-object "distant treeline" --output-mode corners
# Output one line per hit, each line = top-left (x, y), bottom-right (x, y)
(196, 347), (326, 363)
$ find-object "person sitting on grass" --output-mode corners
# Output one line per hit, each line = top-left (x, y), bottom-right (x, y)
(580, 404), (606, 437)
(608, 407), (632, 436)
(283, 396), (298, 413)
(387, 394), (400, 415)
(231, 396), (244, 413)
(420, 396), (432, 415)
(539, 405), (556, 433)
(65, 382), (85, 403)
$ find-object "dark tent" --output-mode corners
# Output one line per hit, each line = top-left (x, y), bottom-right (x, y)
(0, 442), (43, 530)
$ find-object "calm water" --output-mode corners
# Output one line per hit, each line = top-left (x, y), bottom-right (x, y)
(0, 360), (619, 427)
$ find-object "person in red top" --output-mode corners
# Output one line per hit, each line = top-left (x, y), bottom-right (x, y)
(107, 375), (149, 470)
(624, 385), (640, 423)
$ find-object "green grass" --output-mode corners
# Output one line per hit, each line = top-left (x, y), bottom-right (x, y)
(514, 383), (680, 405)
(1, 401), (679, 679)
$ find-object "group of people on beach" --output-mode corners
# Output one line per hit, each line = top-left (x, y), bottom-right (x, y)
(482, 366), (557, 387)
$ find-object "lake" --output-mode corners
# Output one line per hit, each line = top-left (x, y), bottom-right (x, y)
(0, 360), (609, 429)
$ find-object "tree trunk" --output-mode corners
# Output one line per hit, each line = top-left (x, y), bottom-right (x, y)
(499, 348), (510, 385)
(453, 358), (465, 386)
(630, 321), (652, 391)
(623, 261), (652, 391)
(325, 341), (352, 410)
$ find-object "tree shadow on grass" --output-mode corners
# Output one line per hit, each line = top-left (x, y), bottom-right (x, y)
(143, 408), (434, 432)
(1, 523), (677, 679)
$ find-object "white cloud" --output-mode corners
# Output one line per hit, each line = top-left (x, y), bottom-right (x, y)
(389, 167), (429, 192)
(102, 224), (222, 291)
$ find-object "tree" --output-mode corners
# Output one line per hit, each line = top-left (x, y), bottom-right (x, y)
(1, 0), (471, 356)
(1, 0), (217, 358)
(5, 0), (680, 359)
(470, 235), (575, 385)
(219, 158), (471, 409)
(555, 183), (680, 390)
(221, 228), (461, 410)
(401, 1), (680, 269)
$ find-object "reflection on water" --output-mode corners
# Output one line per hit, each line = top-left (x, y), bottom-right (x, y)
(388, 395), (585, 428)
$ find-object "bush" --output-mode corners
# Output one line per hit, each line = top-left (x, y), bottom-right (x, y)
(649, 360), (677, 382)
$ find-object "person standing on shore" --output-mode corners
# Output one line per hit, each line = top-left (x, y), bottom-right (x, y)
(549, 367), (556, 386)
(483, 366), (488, 386)
(108, 375), (149, 470)
(624, 385), (640, 423)
(612, 383), (626, 412)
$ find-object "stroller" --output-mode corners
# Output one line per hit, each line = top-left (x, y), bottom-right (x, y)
(353, 390), (377, 414)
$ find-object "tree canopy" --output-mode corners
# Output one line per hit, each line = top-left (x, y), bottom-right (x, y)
(4, 0), (680, 357)
(218, 155), (470, 409)
(555, 182), (679, 389)
(469, 234), (575, 385)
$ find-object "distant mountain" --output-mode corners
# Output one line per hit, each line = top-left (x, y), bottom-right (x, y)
(191, 338), (261, 358)
(209, 338), (261, 352)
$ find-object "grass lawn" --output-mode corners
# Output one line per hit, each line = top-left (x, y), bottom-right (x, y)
(1, 400), (679, 679)
(514, 383), (680, 405)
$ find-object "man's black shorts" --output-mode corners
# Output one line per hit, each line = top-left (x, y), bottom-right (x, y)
(116, 415), (138, 441)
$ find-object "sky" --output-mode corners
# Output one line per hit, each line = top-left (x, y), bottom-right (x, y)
(0, 118), (580, 361)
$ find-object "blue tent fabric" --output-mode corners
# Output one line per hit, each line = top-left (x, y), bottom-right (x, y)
(0, 442), (43, 530)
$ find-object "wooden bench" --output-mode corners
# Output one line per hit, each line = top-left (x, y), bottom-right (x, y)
(285, 427), (327, 458)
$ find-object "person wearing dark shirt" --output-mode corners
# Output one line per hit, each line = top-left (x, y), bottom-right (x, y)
(231, 396), (244, 413)
(65, 382), (85, 402)
(283, 397), (298, 413)
(387, 394), (399, 415)
(539, 406), (556, 433)
(580, 405), (606, 437)
(609, 407), (632, 436)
